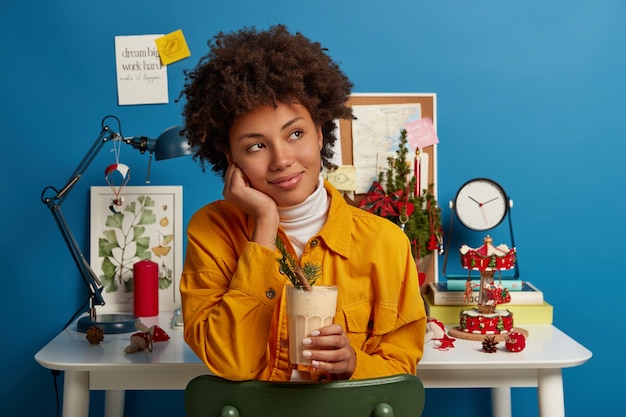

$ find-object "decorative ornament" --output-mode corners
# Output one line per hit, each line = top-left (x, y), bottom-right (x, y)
(426, 318), (456, 350)
(105, 134), (130, 213)
(85, 326), (104, 345)
(481, 335), (499, 353)
(105, 163), (130, 213)
(433, 333), (456, 350)
(124, 321), (170, 354)
(448, 234), (528, 342)
(125, 330), (153, 353)
(426, 318), (446, 340)
(460, 235), (515, 315)
(505, 332), (526, 352)
(359, 182), (409, 217)
(151, 324), (171, 342)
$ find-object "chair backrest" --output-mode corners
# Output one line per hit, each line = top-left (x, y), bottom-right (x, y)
(184, 374), (425, 417)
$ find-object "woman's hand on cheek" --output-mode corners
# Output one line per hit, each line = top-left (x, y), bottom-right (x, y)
(223, 163), (279, 247)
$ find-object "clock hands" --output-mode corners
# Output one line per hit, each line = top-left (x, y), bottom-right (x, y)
(467, 195), (499, 207)
(468, 196), (481, 205)
(482, 197), (499, 205)
(467, 195), (500, 226)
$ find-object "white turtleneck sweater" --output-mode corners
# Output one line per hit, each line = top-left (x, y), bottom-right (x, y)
(277, 176), (329, 259)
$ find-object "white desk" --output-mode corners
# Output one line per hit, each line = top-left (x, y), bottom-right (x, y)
(35, 314), (591, 417)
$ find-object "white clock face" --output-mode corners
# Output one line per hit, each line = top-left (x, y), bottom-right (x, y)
(454, 178), (508, 231)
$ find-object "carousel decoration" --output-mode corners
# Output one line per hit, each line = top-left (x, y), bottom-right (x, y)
(459, 235), (516, 313)
(448, 235), (528, 344)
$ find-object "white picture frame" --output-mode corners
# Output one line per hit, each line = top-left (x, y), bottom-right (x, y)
(89, 186), (183, 314)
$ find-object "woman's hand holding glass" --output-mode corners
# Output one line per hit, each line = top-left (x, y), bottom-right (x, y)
(302, 324), (356, 378)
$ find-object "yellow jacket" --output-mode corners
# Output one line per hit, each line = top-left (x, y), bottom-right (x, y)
(181, 181), (426, 381)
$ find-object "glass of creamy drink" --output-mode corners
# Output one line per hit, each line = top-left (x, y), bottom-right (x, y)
(286, 285), (338, 366)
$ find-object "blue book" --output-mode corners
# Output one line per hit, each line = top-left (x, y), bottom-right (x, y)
(444, 279), (524, 292)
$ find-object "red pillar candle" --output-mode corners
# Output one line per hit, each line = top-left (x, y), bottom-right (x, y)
(133, 260), (159, 317)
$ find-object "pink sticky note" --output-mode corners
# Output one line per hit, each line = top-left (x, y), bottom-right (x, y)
(405, 117), (439, 150)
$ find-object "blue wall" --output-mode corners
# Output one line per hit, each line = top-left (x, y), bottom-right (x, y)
(2, 1), (620, 415)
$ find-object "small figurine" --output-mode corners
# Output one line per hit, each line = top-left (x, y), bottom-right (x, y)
(426, 317), (456, 350)
(426, 317), (446, 340)
(124, 321), (170, 354)
(463, 277), (479, 303)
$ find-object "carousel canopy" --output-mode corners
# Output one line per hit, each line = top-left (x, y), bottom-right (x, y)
(460, 235), (516, 271)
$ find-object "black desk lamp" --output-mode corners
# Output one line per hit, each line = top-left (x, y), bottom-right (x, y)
(41, 115), (192, 333)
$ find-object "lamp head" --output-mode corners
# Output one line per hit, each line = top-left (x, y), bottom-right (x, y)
(153, 126), (193, 160)
(125, 126), (192, 161)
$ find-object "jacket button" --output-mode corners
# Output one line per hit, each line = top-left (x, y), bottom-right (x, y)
(311, 239), (319, 247)
(266, 289), (276, 299)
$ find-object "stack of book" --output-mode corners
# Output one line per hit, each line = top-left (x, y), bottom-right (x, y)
(424, 280), (553, 325)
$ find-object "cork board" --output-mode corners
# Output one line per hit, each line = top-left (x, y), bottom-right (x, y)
(338, 93), (437, 205)
(337, 93), (438, 286)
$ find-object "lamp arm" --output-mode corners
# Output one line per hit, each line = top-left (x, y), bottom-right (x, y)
(40, 126), (121, 313)
(49, 202), (105, 307)
(53, 126), (121, 206)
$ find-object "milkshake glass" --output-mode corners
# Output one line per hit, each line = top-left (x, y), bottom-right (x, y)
(286, 285), (338, 366)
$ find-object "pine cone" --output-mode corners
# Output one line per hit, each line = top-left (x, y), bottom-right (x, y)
(85, 326), (104, 345)
(481, 335), (498, 353)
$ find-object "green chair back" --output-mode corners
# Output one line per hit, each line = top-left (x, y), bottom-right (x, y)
(184, 374), (425, 417)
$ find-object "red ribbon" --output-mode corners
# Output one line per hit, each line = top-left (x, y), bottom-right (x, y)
(359, 182), (408, 217)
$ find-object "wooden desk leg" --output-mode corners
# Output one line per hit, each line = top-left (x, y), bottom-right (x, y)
(63, 371), (89, 417)
(491, 387), (512, 417)
(537, 368), (565, 417)
(104, 390), (125, 417)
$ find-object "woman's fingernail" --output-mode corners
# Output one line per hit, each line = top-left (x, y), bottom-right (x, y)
(302, 338), (312, 345)
(310, 330), (320, 337)
(302, 350), (312, 357)
(311, 360), (320, 367)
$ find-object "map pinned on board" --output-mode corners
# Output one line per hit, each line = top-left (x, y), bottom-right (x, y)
(155, 29), (191, 65)
(405, 117), (439, 151)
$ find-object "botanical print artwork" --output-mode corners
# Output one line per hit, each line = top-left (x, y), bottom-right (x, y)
(90, 186), (182, 313)
(98, 195), (174, 294)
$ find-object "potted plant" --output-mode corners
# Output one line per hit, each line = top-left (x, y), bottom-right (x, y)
(359, 129), (443, 286)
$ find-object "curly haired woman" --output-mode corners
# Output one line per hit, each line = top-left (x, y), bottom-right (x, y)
(180, 24), (426, 382)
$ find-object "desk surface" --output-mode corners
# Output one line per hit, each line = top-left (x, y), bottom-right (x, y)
(35, 313), (591, 376)
(35, 314), (592, 417)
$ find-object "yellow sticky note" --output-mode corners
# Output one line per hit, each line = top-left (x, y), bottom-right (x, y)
(327, 165), (356, 191)
(155, 29), (191, 65)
